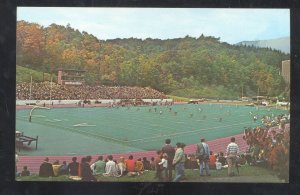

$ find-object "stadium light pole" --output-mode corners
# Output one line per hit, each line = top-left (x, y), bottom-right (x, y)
(29, 75), (32, 100)
(50, 75), (52, 101)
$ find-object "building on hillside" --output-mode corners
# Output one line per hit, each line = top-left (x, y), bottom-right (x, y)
(57, 69), (86, 85)
(281, 60), (290, 84)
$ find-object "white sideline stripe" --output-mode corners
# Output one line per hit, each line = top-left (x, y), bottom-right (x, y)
(73, 123), (96, 127)
(53, 119), (62, 121)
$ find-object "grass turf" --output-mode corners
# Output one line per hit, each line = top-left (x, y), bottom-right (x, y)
(16, 104), (287, 156)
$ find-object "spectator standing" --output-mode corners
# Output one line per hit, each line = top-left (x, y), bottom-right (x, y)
(172, 143), (186, 182)
(15, 152), (19, 176)
(161, 138), (175, 181)
(196, 138), (211, 176)
(68, 157), (79, 176)
(209, 151), (217, 169)
(21, 166), (30, 176)
(226, 137), (240, 176)
(39, 157), (54, 177)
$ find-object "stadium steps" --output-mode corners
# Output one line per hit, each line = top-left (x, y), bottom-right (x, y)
(16, 133), (248, 174)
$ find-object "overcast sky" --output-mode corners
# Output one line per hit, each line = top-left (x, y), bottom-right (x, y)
(17, 7), (290, 44)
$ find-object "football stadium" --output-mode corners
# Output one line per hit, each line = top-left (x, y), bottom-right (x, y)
(15, 8), (290, 182)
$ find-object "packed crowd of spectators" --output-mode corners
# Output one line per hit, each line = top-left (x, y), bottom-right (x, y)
(35, 155), (156, 181)
(16, 82), (167, 100)
(242, 117), (290, 180)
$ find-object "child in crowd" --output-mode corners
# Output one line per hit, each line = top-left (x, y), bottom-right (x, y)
(21, 166), (30, 176)
(154, 150), (163, 181)
(158, 153), (168, 181)
(150, 157), (156, 171)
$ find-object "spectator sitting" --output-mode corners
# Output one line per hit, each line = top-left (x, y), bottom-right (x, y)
(81, 156), (97, 181)
(150, 157), (156, 171)
(103, 155), (121, 177)
(93, 156), (106, 176)
(59, 161), (69, 175)
(217, 152), (227, 166)
(21, 166), (30, 176)
(135, 158), (144, 175)
(142, 157), (150, 171)
(68, 157), (79, 176)
(52, 160), (61, 177)
(209, 151), (217, 169)
(117, 157), (126, 176)
(236, 154), (247, 166)
(185, 154), (191, 169)
(125, 155), (136, 173)
(189, 154), (199, 169)
(39, 157), (54, 177)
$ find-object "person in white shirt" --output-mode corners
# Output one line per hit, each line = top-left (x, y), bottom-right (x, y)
(226, 137), (240, 176)
(103, 155), (121, 177)
(158, 153), (168, 181)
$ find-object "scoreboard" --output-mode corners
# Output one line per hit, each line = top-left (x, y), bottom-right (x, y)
(57, 69), (86, 85)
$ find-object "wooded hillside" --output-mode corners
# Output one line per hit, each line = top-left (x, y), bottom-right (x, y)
(17, 21), (290, 99)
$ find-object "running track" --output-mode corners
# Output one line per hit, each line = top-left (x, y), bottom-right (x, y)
(16, 133), (247, 174)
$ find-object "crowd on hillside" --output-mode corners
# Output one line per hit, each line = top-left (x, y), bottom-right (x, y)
(16, 82), (167, 100)
(242, 121), (289, 180)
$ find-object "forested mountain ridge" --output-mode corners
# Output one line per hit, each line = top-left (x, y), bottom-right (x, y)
(236, 36), (290, 54)
(17, 21), (290, 99)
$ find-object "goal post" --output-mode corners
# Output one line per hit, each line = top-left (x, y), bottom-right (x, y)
(29, 106), (50, 122)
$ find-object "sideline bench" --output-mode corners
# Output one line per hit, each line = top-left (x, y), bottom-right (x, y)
(16, 131), (38, 152)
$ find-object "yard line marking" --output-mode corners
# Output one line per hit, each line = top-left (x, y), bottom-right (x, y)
(31, 115), (46, 118)
(53, 119), (62, 121)
(73, 123), (96, 127)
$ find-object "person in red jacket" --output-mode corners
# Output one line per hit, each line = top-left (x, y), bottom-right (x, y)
(125, 155), (136, 172)
(209, 151), (217, 169)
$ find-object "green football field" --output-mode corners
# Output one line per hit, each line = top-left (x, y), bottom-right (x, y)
(16, 104), (288, 156)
